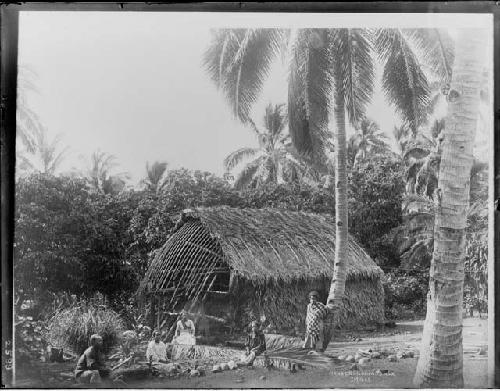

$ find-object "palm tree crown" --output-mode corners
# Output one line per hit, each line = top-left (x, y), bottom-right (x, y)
(224, 103), (314, 189)
(348, 118), (390, 165)
(204, 27), (452, 158)
(17, 127), (68, 176)
(84, 150), (129, 194)
(17, 65), (44, 154)
(142, 161), (169, 193)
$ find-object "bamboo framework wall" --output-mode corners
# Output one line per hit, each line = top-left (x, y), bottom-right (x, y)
(140, 218), (230, 325)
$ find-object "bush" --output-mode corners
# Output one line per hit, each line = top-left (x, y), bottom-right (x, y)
(15, 314), (48, 366)
(383, 271), (428, 320)
(46, 294), (125, 355)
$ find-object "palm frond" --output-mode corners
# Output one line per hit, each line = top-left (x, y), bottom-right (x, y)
(288, 29), (332, 156)
(330, 28), (374, 125)
(46, 146), (69, 175)
(374, 28), (430, 135)
(223, 147), (260, 171)
(234, 155), (267, 189)
(143, 161), (169, 191)
(16, 105), (44, 153)
(204, 28), (286, 122)
(405, 28), (454, 83)
(263, 103), (287, 137)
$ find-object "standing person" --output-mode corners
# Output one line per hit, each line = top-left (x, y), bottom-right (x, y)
(239, 320), (266, 366)
(173, 310), (196, 345)
(74, 334), (110, 384)
(146, 330), (169, 364)
(303, 291), (329, 352)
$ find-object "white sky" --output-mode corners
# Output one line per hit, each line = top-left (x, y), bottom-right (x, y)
(17, 12), (493, 184)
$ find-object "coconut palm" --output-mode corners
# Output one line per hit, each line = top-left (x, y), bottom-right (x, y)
(348, 118), (390, 165)
(413, 29), (486, 388)
(84, 150), (129, 194)
(142, 161), (169, 193)
(17, 127), (68, 175)
(205, 27), (450, 349)
(16, 65), (44, 153)
(224, 103), (316, 189)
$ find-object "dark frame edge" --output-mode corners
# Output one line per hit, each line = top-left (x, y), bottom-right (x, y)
(494, 5), (500, 388)
(1, 4), (18, 388)
(0, 1), (497, 388)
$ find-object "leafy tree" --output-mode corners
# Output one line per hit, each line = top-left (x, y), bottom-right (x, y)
(128, 169), (240, 258)
(15, 174), (92, 303)
(348, 156), (406, 268)
(14, 174), (140, 312)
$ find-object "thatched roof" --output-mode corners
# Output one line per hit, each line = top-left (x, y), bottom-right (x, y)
(139, 207), (382, 297)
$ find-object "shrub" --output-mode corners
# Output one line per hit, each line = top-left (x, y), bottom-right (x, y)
(15, 314), (48, 366)
(46, 294), (125, 355)
(383, 271), (428, 320)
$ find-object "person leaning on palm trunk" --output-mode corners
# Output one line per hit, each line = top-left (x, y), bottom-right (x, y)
(303, 291), (329, 352)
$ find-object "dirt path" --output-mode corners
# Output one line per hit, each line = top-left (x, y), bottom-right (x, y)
(156, 317), (489, 389)
(15, 317), (489, 388)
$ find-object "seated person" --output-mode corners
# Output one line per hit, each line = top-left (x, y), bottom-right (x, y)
(239, 320), (266, 366)
(146, 330), (180, 375)
(146, 330), (169, 364)
(121, 330), (138, 356)
(74, 334), (110, 384)
(173, 311), (196, 345)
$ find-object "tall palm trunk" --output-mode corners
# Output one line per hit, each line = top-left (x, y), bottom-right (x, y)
(327, 89), (349, 309)
(413, 29), (486, 388)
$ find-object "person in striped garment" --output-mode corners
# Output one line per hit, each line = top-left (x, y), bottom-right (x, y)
(303, 291), (329, 352)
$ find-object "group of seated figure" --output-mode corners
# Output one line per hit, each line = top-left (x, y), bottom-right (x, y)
(74, 313), (267, 384)
(75, 291), (327, 384)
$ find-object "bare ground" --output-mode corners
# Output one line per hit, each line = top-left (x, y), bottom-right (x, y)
(14, 317), (489, 388)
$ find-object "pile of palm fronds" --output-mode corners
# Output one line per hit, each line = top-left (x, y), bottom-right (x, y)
(265, 334), (303, 350)
(254, 347), (339, 370)
(170, 344), (241, 362)
(46, 298), (125, 355)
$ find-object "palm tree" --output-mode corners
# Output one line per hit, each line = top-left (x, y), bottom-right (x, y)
(413, 29), (486, 388)
(16, 65), (44, 153)
(224, 103), (316, 189)
(142, 161), (169, 193)
(17, 127), (68, 175)
(205, 27), (449, 349)
(348, 118), (390, 165)
(84, 150), (128, 194)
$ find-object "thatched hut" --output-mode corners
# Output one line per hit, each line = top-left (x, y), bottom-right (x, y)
(138, 207), (384, 335)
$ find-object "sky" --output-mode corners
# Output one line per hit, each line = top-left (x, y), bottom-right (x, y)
(17, 12), (493, 185)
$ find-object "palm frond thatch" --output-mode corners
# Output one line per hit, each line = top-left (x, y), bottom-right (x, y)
(138, 207), (383, 299)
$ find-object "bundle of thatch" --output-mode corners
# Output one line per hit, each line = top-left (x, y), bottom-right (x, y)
(170, 344), (241, 362)
(46, 301), (124, 355)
